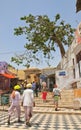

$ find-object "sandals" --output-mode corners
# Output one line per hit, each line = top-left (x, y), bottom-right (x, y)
(26, 122), (31, 127)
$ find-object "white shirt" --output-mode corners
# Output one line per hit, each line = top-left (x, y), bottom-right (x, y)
(22, 89), (34, 106)
(10, 91), (21, 106)
(53, 88), (61, 96)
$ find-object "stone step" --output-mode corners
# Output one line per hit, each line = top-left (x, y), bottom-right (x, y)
(35, 89), (75, 108)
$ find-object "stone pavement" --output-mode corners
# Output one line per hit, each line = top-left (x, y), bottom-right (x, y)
(0, 104), (81, 130)
(0, 91), (81, 130)
(0, 103), (81, 115)
(0, 110), (81, 130)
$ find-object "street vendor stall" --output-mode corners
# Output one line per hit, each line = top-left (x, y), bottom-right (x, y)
(0, 61), (15, 105)
(0, 61), (15, 92)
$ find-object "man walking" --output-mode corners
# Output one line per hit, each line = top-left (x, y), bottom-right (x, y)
(22, 83), (34, 127)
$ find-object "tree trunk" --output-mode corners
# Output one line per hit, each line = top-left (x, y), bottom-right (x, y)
(51, 34), (65, 58)
(56, 40), (65, 58)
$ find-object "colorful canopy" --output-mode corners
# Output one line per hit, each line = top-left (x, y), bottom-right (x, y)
(0, 73), (15, 78)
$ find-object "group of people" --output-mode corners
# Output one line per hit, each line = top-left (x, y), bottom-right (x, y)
(7, 82), (61, 127)
(8, 83), (34, 127)
(41, 83), (61, 111)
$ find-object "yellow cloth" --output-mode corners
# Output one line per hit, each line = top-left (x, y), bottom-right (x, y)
(74, 88), (81, 98)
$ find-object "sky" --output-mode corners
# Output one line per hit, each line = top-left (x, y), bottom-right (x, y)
(0, 0), (81, 70)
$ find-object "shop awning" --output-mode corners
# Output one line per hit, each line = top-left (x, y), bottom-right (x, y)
(0, 73), (15, 78)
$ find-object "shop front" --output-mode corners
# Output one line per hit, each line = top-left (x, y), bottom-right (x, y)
(0, 61), (15, 93)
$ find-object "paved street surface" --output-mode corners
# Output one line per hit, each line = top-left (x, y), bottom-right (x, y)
(0, 91), (81, 130)
(0, 110), (81, 130)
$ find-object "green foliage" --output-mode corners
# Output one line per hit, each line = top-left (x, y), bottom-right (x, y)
(11, 50), (40, 68)
(11, 57), (23, 66)
(13, 14), (75, 67)
(8, 64), (15, 69)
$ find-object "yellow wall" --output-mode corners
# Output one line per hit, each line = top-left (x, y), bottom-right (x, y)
(27, 74), (39, 83)
(74, 88), (81, 98)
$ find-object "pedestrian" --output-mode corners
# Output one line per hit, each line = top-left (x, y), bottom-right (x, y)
(41, 88), (47, 102)
(41, 81), (47, 90)
(52, 84), (61, 111)
(21, 83), (35, 127)
(8, 85), (21, 125)
(34, 81), (39, 97)
(32, 81), (36, 95)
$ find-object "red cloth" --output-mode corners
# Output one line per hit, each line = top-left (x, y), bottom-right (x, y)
(42, 91), (47, 100)
(0, 73), (15, 78)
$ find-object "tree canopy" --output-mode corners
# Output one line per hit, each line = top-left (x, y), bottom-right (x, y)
(12, 14), (75, 68)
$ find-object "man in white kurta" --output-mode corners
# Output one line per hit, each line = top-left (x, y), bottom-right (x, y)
(22, 83), (34, 127)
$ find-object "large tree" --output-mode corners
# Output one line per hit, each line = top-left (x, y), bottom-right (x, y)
(12, 14), (75, 67)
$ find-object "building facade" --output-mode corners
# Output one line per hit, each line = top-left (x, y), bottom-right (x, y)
(56, 22), (81, 89)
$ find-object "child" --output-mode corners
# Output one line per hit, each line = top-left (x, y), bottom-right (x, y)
(42, 88), (47, 102)
(52, 84), (61, 111)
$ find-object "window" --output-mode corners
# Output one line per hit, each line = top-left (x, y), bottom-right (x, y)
(76, 51), (81, 63)
(76, 51), (81, 78)
(72, 58), (75, 65)
(73, 68), (75, 78)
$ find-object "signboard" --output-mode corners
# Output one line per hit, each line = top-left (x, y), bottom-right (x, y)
(59, 71), (66, 76)
(0, 61), (8, 73)
(55, 70), (68, 89)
